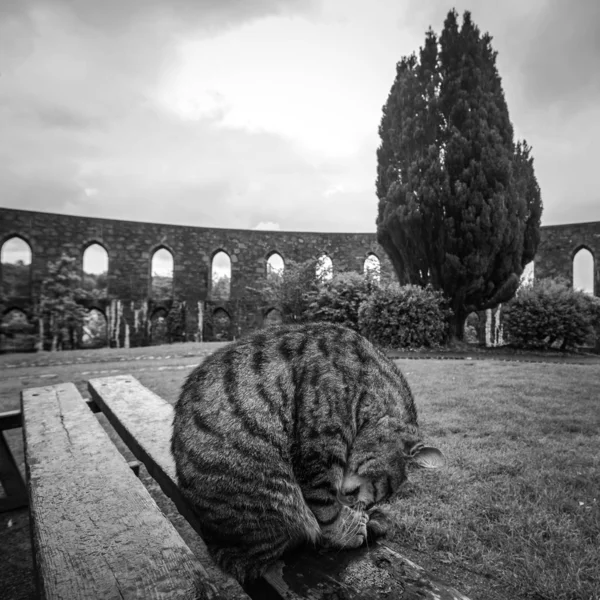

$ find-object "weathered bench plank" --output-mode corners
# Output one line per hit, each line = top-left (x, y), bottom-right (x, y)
(87, 377), (249, 600)
(89, 375), (471, 600)
(21, 383), (235, 600)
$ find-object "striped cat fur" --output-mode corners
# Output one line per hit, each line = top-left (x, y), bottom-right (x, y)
(171, 322), (443, 584)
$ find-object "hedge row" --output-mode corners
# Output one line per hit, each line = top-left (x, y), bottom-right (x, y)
(304, 271), (452, 349)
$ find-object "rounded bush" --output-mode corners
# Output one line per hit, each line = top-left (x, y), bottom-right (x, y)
(503, 278), (599, 350)
(305, 271), (375, 331)
(358, 284), (451, 349)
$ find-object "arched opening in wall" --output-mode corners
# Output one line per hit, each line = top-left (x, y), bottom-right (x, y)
(463, 312), (480, 345)
(573, 248), (594, 294)
(264, 308), (283, 327)
(519, 261), (535, 288)
(211, 251), (231, 301)
(83, 243), (109, 298)
(364, 253), (380, 283)
(267, 252), (284, 281)
(213, 308), (232, 341)
(1, 236), (32, 298)
(316, 254), (333, 283)
(151, 248), (174, 298)
(81, 308), (108, 349)
(0, 308), (36, 353)
(150, 308), (169, 346)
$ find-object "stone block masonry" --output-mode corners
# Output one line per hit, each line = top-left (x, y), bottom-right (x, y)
(1, 208), (598, 349)
(0, 208), (391, 347)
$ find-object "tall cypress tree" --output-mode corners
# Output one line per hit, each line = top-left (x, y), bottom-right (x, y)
(376, 9), (542, 338)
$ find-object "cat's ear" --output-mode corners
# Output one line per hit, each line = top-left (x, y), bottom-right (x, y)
(410, 446), (445, 469)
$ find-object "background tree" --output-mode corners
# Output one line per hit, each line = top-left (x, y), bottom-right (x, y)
(249, 257), (321, 324)
(212, 274), (231, 301)
(376, 9), (542, 338)
(38, 254), (89, 351)
(1, 260), (30, 297)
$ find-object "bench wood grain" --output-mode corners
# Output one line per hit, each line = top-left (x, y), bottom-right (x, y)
(88, 375), (471, 600)
(21, 382), (237, 600)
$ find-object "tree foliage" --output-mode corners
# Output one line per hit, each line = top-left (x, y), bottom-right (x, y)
(503, 278), (600, 350)
(38, 254), (90, 350)
(358, 283), (451, 349)
(305, 271), (376, 330)
(1, 260), (30, 297)
(251, 257), (322, 324)
(212, 274), (231, 301)
(376, 9), (542, 338)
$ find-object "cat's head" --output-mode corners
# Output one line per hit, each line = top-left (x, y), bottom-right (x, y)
(340, 438), (445, 509)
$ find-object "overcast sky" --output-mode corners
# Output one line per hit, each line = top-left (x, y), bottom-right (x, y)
(1, 0), (599, 234)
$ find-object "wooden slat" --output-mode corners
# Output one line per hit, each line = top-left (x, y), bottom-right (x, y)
(87, 376), (250, 600)
(21, 383), (234, 600)
(89, 375), (471, 600)
(0, 398), (99, 432)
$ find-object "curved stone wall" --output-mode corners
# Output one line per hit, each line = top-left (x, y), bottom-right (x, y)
(0, 208), (391, 347)
(1, 207), (598, 349)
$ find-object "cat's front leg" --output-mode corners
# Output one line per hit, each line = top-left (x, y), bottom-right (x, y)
(305, 492), (369, 549)
(299, 446), (371, 550)
(365, 505), (393, 541)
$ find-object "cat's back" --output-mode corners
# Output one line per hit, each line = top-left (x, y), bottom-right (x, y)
(173, 322), (413, 440)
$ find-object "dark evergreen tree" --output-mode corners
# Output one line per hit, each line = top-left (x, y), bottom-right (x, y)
(376, 9), (542, 338)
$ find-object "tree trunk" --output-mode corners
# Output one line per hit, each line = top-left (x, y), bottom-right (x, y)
(450, 309), (468, 341)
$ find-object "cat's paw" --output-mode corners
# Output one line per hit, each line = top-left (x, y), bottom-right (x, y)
(366, 506), (392, 541)
(342, 509), (369, 549)
(321, 505), (368, 549)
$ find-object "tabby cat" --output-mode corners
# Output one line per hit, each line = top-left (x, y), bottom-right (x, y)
(171, 322), (444, 583)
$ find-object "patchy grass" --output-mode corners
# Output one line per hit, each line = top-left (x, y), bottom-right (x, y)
(391, 360), (600, 600)
(1, 346), (598, 599)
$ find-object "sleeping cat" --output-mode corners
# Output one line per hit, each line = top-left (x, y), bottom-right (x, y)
(171, 322), (444, 583)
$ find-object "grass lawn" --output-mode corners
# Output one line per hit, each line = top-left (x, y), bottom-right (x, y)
(395, 360), (599, 600)
(0, 344), (598, 600)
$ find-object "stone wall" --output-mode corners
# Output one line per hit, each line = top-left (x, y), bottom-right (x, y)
(1, 207), (598, 350)
(0, 208), (391, 348)
(536, 221), (600, 295)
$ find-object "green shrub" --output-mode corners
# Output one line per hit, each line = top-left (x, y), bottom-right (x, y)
(305, 271), (376, 330)
(358, 283), (451, 349)
(249, 258), (320, 325)
(503, 278), (599, 350)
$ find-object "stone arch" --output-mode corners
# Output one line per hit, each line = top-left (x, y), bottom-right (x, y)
(572, 246), (595, 294)
(82, 242), (109, 297)
(150, 246), (174, 298)
(364, 253), (380, 282)
(316, 254), (333, 282)
(211, 250), (231, 301)
(0, 307), (35, 353)
(1, 235), (32, 298)
(266, 251), (285, 280)
(149, 307), (169, 345)
(81, 308), (108, 348)
(264, 307), (283, 327)
(463, 312), (481, 345)
(212, 307), (233, 341)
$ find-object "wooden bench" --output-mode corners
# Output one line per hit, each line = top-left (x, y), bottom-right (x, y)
(19, 375), (471, 599)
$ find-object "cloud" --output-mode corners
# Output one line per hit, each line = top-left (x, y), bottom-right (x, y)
(0, 0), (598, 235)
(323, 184), (345, 197)
(1, 0), (318, 35)
(517, 0), (600, 112)
(254, 222), (281, 230)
